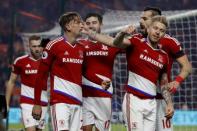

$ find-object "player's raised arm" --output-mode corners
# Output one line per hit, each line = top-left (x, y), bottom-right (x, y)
(113, 25), (136, 48)
(82, 26), (133, 48)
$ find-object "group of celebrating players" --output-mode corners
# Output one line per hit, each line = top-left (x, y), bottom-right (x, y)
(6, 6), (192, 131)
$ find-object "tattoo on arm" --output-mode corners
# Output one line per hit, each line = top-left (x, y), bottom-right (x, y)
(113, 32), (127, 48)
(88, 30), (115, 47)
(161, 86), (173, 104)
(160, 73), (173, 104)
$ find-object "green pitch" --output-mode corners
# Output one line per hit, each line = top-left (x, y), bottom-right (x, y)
(9, 123), (197, 131)
(112, 124), (197, 131)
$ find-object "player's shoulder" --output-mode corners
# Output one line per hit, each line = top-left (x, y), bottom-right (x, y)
(45, 36), (64, 50)
(77, 38), (98, 49)
(13, 54), (29, 65)
(160, 34), (181, 45)
(132, 33), (143, 38)
(77, 38), (89, 45)
(130, 33), (145, 42)
(77, 38), (96, 45)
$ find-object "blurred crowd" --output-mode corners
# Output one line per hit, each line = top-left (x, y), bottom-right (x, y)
(0, 0), (197, 109)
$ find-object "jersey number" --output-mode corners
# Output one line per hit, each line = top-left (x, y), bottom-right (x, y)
(104, 120), (110, 129)
(162, 119), (171, 129)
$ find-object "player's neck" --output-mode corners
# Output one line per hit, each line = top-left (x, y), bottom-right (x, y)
(147, 37), (158, 49)
(30, 54), (40, 60)
(64, 33), (77, 45)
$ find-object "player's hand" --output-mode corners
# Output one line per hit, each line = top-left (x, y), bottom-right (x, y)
(165, 103), (174, 119)
(121, 25), (136, 34)
(81, 26), (91, 35)
(167, 81), (180, 94)
(101, 80), (111, 90)
(32, 105), (42, 120)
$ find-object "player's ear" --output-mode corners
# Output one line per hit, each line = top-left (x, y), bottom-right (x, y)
(65, 22), (72, 31)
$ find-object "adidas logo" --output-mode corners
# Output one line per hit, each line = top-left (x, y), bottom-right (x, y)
(64, 51), (69, 55)
(26, 64), (31, 68)
(143, 49), (148, 53)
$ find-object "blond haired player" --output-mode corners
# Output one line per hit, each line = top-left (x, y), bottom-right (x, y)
(82, 15), (174, 131)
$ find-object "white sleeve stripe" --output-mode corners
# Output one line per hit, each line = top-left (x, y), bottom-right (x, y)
(164, 34), (181, 46)
(13, 55), (28, 65)
(46, 37), (62, 49)
(46, 37), (63, 50)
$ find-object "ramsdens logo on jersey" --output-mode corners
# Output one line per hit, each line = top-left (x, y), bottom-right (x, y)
(62, 58), (83, 64)
(25, 69), (38, 74)
(86, 51), (108, 56)
(140, 54), (163, 69)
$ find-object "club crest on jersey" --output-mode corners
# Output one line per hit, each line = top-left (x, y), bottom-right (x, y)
(79, 50), (83, 58)
(85, 45), (89, 49)
(102, 45), (108, 50)
(58, 120), (65, 128)
(42, 51), (48, 59)
(131, 122), (138, 129)
(158, 54), (163, 63)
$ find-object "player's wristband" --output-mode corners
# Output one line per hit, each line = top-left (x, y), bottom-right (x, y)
(175, 76), (184, 83)
(170, 87), (177, 94)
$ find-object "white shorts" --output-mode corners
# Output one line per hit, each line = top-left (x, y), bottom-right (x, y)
(122, 93), (156, 131)
(156, 99), (173, 131)
(82, 97), (112, 131)
(20, 103), (47, 129)
(50, 103), (82, 131)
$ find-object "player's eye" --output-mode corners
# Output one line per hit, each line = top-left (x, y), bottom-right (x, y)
(92, 21), (98, 24)
(86, 22), (90, 25)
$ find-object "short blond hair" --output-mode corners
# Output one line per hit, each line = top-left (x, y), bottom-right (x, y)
(29, 35), (40, 42)
(150, 15), (168, 28)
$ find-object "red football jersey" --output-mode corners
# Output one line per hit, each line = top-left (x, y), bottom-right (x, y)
(34, 37), (84, 105)
(13, 55), (48, 106)
(125, 35), (169, 98)
(159, 34), (185, 81)
(80, 39), (120, 98)
(135, 33), (185, 81)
